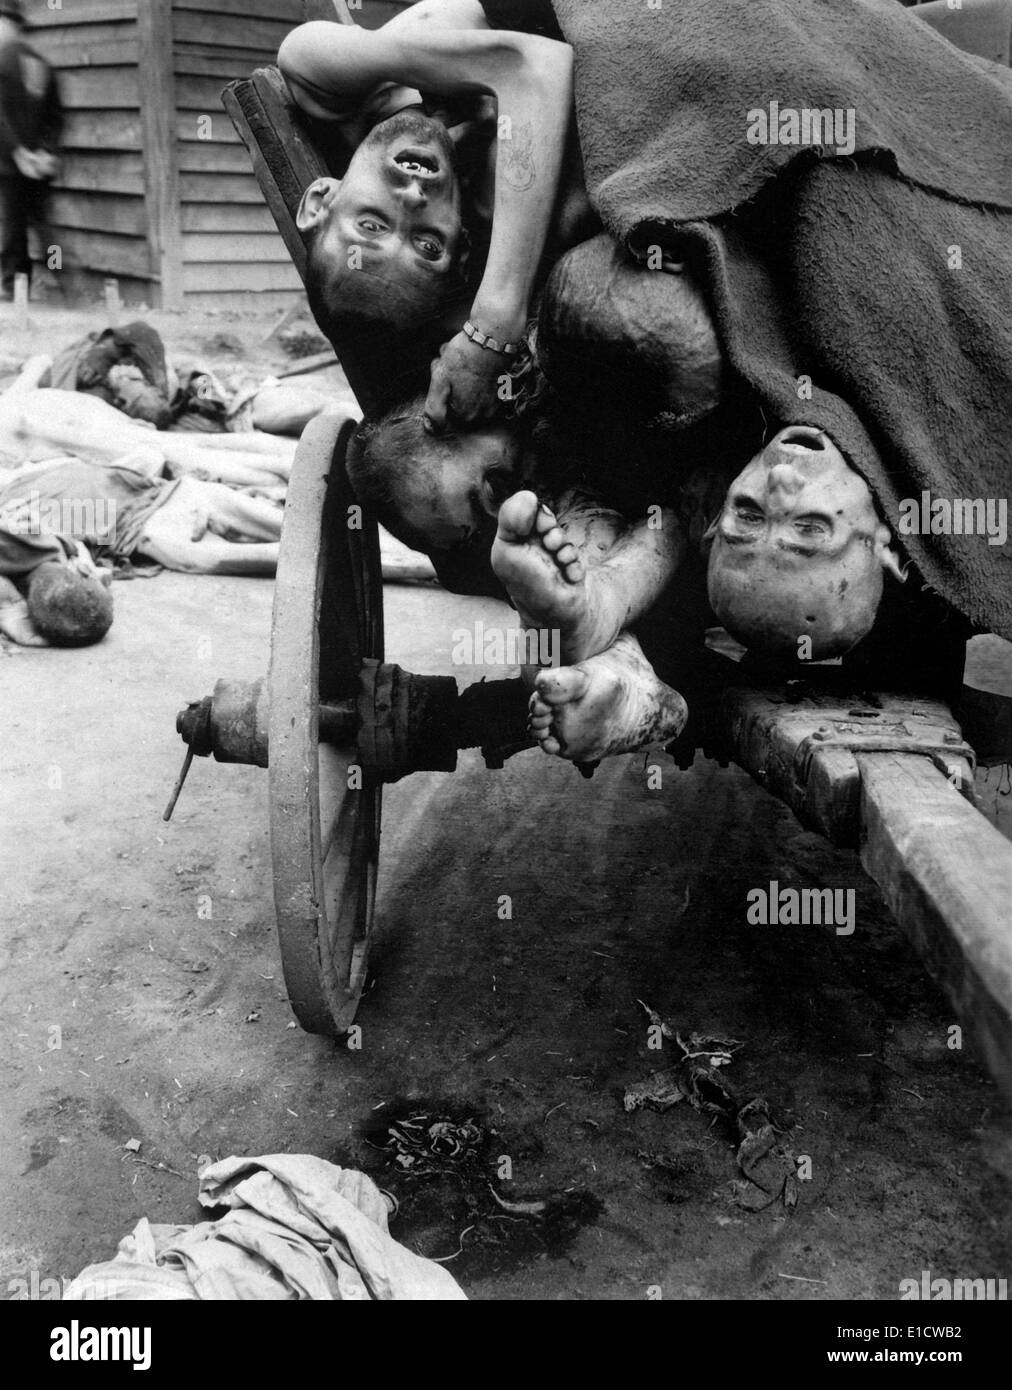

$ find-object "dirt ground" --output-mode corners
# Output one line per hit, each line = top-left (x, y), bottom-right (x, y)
(1, 304), (1010, 1302)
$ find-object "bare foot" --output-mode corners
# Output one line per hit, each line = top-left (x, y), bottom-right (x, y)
(528, 632), (688, 762)
(490, 490), (624, 663)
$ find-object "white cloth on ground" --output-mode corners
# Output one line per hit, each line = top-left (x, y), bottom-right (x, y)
(62, 1153), (465, 1301)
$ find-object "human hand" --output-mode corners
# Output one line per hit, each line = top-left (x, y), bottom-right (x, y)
(423, 331), (509, 433)
(0, 597), (50, 646)
(12, 147), (58, 181)
(67, 540), (110, 586)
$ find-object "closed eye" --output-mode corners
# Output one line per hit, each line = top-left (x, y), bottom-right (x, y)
(794, 514), (833, 537)
(356, 211), (390, 235)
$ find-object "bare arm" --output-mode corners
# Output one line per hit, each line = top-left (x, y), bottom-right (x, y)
(279, 12), (574, 423)
(279, 3), (497, 116)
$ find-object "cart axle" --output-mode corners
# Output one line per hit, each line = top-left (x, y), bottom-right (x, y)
(167, 664), (536, 819)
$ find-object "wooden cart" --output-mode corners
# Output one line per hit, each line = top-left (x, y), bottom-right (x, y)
(167, 19), (1012, 1105)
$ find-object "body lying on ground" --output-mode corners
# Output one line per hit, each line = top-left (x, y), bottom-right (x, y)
(0, 451), (285, 647)
(0, 456), (282, 586)
(43, 318), (333, 439)
(0, 542), (111, 649)
(1, 356), (295, 491)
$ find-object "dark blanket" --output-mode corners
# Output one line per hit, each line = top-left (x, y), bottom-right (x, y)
(552, 0), (1012, 226)
(545, 0), (1012, 640)
(46, 321), (174, 429)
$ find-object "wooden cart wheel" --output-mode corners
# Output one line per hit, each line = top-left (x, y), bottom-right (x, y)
(268, 412), (384, 1035)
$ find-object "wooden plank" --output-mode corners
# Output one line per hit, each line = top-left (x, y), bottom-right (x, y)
(58, 268), (152, 304)
(858, 753), (1012, 1104)
(181, 202), (278, 232)
(49, 191), (146, 237)
(58, 68), (140, 110)
(718, 685), (975, 846)
(180, 171), (264, 202)
(175, 37), (282, 55)
(49, 227), (151, 279)
(221, 68), (331, 281)
(172, 0), (304, 17)
(63, 111), (142, 151)
(30, 1), (138, 26)
(182, 260), (302, 292)
(173, 13), (296, 53)
(175, 74), (243, 110)
(182, 231), (290, 261)
(51, 39), (139, 69)
(138, 0), (182, 305)
(173, 54), (282, 79)
(177, 143), (254, 173)
(221, 64), (383, 412)
(177, 118), (242, 143)
(32, 25), (138, 69)
(57, 152), (145, 196)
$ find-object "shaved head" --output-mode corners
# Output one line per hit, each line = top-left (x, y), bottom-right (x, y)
(27, 561), (113, 646)
(706, 427), (902, 659)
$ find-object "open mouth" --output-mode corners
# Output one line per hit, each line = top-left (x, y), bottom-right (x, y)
(393, 148), (439, 176)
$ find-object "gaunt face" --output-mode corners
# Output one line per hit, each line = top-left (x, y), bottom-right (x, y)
(708, 426), (894, 657)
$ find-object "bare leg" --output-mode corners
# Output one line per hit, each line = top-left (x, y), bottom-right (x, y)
(196, 480), (283, 542)
(135, 479), (278, 575)
(491, 488), (684, 665)
(172, 430), (295, 482)
(163, 452), (290, 489)
(137, 527), (279, 576)
(251, 385), (327, 438)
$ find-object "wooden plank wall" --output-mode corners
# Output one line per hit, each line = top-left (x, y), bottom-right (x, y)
(29, 0), (417, 309)
(172, 0), (306, 310)
(30, 1), (151, 301)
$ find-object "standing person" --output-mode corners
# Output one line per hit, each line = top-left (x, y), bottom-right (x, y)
(0, 0), (62, 300)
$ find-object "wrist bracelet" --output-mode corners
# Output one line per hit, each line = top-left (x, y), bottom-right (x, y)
(462, 319), (523, 358)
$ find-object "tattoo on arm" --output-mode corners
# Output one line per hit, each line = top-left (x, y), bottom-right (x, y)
(500, 117), (536, 192)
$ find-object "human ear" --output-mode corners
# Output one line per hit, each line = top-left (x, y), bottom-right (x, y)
(296, 178), (341, 234)
(874, 524), (907, 584)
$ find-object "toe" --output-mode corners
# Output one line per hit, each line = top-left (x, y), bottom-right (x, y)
(554, 545), (585, 583)
(540, 526), (567, 554)
(536, 664), (590, 705)
(495, 489), (540, 543)
(540, 735), (562, 755)
(533, 502), (559, 536)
